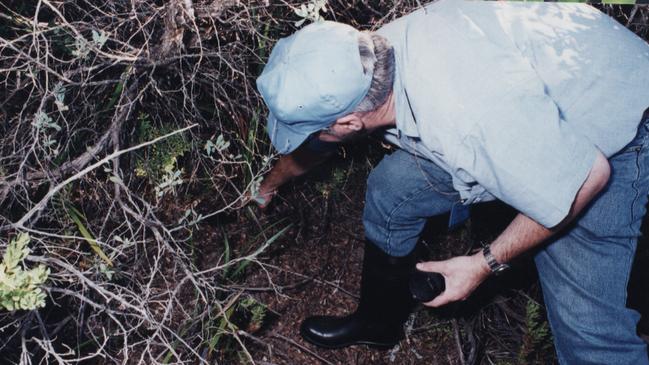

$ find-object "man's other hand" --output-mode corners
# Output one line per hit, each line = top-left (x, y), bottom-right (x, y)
(416, 253), (491, 307)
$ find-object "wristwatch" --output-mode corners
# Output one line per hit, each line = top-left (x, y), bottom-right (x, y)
(482, 245), (510, 275)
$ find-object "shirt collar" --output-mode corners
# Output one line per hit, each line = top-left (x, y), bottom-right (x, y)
(392, 61), (420, 138)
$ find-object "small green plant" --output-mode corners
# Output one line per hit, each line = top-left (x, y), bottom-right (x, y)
(155, 167), (184, 198)
(239, 296), (267, 332)
(134, 113), (190, 192)
(518, 298), (553, 364)
(32, 111), (61, 132)
(201, 296), (267, 362)
(204, 134), (230, 156)
(315, 167), (346, 199)
(71, 29), (108, 58)
(32, 111), (61, 156)
(0, 234), (50, 311)
(52, 82), (68, 112)
(65, 203), (113, 266)
(294, 0), (329, 27)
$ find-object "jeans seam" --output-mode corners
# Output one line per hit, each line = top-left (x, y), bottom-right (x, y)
(630, 137), (648, 228)
(626, 140), (646, 296)
(411, 151), (458, 198)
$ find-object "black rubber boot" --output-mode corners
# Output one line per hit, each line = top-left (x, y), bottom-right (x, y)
(300, 240), (417, 349)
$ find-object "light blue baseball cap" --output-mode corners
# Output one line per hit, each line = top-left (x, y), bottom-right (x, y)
(256, 21), (373, 154)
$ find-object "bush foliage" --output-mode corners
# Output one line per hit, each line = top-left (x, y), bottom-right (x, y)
(0, 234), (49, 311)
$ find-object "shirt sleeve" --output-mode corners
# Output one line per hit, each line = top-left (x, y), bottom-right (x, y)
(449, 87), (598, 228)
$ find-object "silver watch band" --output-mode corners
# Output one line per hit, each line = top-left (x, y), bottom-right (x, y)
(482, 245), (510, 275)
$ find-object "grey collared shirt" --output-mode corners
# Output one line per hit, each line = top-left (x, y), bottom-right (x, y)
(377, 0), (649, 227)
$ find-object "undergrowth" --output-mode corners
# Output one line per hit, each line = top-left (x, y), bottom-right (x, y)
(0, 0), (646, 364)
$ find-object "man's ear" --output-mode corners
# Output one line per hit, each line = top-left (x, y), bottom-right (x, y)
(334, 114), (363, 131)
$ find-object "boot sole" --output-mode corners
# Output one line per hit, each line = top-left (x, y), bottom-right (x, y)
(299, 327), (399, 350)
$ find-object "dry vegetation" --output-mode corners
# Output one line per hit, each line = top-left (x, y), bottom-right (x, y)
(0, 1), (647, 364)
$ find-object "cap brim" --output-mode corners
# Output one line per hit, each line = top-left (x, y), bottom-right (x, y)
(267, 112), (314, 155)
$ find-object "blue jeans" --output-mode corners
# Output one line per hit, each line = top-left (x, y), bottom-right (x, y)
(363, 119), (649, 364)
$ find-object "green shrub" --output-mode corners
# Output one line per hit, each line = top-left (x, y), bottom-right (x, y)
(134, 112), (191, 183)
(0, 234), (50, 311)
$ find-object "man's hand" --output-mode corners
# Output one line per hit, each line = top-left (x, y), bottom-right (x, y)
(415, 150), (610, 308)
(250, 182), (277, 210)
(247, 142), (333, 210)
(416, 253), (491, 307)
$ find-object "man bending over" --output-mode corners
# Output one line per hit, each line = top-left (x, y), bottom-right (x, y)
(254, 1), (649, 363)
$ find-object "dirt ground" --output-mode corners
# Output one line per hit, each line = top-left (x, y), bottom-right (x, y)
(215, 147), (649, 365)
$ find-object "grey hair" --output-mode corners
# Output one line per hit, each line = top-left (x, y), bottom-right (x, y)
(354, 32), (395, 113)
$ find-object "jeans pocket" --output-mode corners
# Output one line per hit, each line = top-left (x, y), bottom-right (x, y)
(617, 123), (649, 156)
(619, 144), (643, 155)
